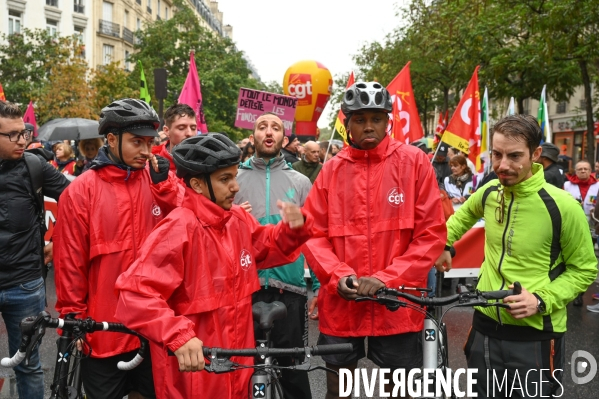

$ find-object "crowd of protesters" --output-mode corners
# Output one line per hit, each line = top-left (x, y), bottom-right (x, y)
(1, 84), (598, 399)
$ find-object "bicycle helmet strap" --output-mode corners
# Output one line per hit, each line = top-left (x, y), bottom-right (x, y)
(204, 173), (217, 203)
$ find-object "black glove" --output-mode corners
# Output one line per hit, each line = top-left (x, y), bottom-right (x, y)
(150, 155), (170, 184)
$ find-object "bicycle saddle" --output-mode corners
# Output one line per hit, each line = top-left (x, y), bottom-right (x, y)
(252, 301), (287, 331)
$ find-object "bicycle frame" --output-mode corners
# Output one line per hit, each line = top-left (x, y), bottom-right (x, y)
(1, 311), (148, 399)
(51, 317), (84, 399)
(346, 277), (520, 399)
(196, 301), (352, 399)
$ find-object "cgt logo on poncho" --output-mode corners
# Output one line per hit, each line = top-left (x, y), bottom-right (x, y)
(387, 187), (405, 208)
(240, 249), (253, 271)
(151, 203), (162, 218)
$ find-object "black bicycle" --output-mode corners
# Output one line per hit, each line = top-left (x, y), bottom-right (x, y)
(346, 277), (521, 399)
(1, 310), (149, 399)
(195, 301), (353, 399)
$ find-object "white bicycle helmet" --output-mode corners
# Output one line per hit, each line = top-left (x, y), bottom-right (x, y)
(341, 82), (393, 115)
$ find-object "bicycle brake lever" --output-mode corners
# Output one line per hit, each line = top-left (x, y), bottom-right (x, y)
(204, 356), (234, 374)
(24, 312), (51, 366)
(356, 296), (403, 312)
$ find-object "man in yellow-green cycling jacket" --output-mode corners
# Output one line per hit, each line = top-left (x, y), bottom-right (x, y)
(435, 114), (597, 399)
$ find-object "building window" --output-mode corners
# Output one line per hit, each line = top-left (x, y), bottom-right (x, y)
(165, 7), (169, 20)
(74, 0), (85, 14)
(580, 99), (587, 109)
(556, 101), (567, 114)
(47, 20), (59, 36)
(103, 1), (113, 22)
(103, 44), (114, 65)
(8, 11), (22, 35)
(124, 10), (129, 29)
(136, 0), (141, 4)
(74, 26), (85, 57)
(46, 0), (58, 7)
(136, 18), (141, 31)
(74, 26), (84, 42)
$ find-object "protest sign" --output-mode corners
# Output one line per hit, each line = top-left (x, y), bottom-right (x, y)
(235, 88), (297, 135)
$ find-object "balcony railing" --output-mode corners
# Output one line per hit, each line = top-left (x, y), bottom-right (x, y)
(122, 27), (134, 44)
(98, 20), (120, 38)
(74, 4), (84, 13)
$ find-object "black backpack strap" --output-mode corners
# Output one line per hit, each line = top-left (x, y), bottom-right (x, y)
(23, 153), (48, 280)
(23, 153), (44, 211)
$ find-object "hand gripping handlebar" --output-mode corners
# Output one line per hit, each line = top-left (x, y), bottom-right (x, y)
(345, 277), (522, 310)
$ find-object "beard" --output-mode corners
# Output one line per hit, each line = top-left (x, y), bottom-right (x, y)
(255, 138), (284, 159)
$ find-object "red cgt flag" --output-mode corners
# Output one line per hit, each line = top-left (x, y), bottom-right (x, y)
(386, 62), (424, 144)
(435, 111), (446, 135)
(441, 66), (481, 166)
(0, 81), (6, 101)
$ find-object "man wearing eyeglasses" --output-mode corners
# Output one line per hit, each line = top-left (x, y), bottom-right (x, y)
(0, 100), (70, 399)
(435, 114), (597, 398)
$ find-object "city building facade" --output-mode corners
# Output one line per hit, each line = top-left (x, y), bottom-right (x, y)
(1, 0), (232, 70)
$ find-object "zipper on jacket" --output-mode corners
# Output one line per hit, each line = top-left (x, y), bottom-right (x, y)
(495, 192), (515, 323)
(126, 180), (137, 259)
(264, 162), (271, 289)
(366, 154), (375, 333)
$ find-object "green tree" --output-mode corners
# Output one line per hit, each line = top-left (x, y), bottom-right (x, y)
(91, 61), (138, 113)
(36, 42), (96, 123)
(542, 0), (599, 161)
(352, 0), (583, 128)
(0, 29), (76, 106)
(259, 80), (284, 95)
(130, 0), (260, 141)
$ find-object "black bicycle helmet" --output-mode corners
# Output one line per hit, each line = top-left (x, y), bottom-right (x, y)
(173, 133), (241, 179)
(98, 98), (159, 137)
(341, 82), (393, 115)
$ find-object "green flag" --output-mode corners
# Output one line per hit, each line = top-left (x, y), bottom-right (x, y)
(139, 61), (151, 104)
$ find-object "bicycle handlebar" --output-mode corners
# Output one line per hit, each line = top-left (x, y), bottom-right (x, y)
(0, 311), (148, 371)
(202, 343), (353, 358)
(199, 343), (353, 374)
(345, 277), (522, 310)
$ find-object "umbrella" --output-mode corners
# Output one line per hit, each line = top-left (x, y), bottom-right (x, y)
(415, 137), (434, 148)
(38, 118), (102, 141)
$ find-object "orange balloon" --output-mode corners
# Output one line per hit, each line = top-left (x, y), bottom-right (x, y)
(283, 60), (332, 136)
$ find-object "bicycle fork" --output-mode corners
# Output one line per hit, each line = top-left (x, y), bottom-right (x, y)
(420, 316), (446, 399)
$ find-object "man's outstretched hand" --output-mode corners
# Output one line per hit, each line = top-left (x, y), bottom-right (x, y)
(277, 200), (305, 229)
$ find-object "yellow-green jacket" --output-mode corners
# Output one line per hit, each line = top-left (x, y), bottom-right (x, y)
(447, 164), (597, 338)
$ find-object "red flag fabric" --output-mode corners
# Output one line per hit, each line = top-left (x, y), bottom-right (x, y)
(178, 51), (208, 134)
(23, 101), (38, 137)
(386, 62), (424, 144)
(333, 72), (355, 145)
(0, 82), (5, 101)
(435, 112), (445, 135)
(441, 66), (481, 167)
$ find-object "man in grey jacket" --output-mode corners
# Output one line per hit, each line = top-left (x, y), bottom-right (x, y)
(235, 112), (318, 399)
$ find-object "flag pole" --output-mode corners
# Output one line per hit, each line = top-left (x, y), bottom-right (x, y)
(323, 126), (336, 164)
